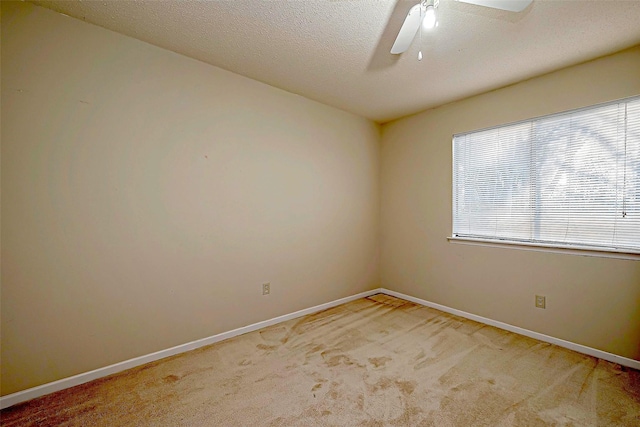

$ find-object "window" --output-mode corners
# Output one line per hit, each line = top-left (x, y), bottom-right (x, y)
(452, 96), (640, 256)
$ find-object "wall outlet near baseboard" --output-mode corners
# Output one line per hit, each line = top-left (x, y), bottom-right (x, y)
(535, 295), (546, 309)
(262, 282), (271, 295)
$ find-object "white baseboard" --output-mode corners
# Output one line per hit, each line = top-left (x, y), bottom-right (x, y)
(0, 288), (382, 410)
(380, 288), (640, 371)
(3, 287), (638, 410)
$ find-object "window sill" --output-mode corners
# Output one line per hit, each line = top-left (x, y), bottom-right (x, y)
(447, 237), (640, 261)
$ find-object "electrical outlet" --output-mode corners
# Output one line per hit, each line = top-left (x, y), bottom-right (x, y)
(535, 295), (546, 309)
(262, 282), (270, 295)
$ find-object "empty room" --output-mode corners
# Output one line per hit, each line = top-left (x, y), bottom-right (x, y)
(1, 0), (639, 425)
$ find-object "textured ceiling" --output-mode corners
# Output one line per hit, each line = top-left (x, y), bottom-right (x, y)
(32, 0), (640, 123)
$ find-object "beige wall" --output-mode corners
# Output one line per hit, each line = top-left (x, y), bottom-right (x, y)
(381, 46), (640, 361)
(1, 2), (380, 395)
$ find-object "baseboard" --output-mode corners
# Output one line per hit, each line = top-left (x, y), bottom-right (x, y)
(380, 288), (640, 371)
(0, 288), (383, 410)
(3, 286), (638, 409)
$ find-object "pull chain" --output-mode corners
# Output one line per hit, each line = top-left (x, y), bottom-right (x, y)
(418, 6), (423, 61)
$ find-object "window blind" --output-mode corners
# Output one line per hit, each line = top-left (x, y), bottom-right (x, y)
(453, 96), (640, 254)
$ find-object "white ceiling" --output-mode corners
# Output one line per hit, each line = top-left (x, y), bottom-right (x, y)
(32, 0), (640, 123)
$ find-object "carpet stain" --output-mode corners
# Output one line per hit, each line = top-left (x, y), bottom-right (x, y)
(368, 356), (392, 368)
(395, 379), (416, 395)
(162, 374), (180, 383)
(256, 343), (278, 351)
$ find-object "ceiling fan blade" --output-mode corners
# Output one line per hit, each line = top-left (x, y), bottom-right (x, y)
(390, 3), (423, 54)
(455, 0), (532, 12)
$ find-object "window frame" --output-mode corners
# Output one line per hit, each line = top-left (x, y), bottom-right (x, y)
(449, 96), (640, 261)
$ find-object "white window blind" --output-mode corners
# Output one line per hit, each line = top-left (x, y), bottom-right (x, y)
(453, 96), (640, 254)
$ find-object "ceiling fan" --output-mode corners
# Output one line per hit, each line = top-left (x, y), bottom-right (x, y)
(390, 0), (533, 55)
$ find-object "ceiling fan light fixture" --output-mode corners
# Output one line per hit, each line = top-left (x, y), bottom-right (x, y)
(422, 5), (437, 30)
(391, 0), (530, 55)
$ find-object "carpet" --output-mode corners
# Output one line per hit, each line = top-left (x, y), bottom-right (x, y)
(2, 294), (639, 426)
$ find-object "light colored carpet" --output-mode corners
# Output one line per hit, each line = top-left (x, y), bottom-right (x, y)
(2, 294), (639, 426)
